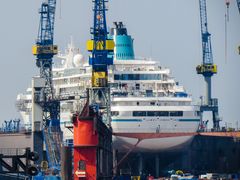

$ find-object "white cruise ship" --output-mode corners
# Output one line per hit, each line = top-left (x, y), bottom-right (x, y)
(16, 22), (200, 152)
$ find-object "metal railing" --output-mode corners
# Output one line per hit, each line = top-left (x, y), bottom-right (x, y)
(0, 148), (27, 156)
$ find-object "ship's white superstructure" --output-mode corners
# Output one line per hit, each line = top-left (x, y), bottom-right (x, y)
(16, 42), (200, 152)
(16, 23), (200, 152)
(110, 58), (200, 151)
(16, 88), (33, 130)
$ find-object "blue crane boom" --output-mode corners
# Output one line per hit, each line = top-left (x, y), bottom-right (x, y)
(196, 0), (217, 76)
(37, 0), (56, 45)
(199, 0), (213, 65)
(32, 0), (62, 171)
(197, 0), (220, 131)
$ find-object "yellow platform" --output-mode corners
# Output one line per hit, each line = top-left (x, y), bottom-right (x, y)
(32, 45), (58, 55)
(87, 40), (114, 51)
(196, 64), (217, 74)
(92, 71), (107, 87)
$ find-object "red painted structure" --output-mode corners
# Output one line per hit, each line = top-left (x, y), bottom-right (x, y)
(73, 103), (97, 179)
(73, 102), (113, 180)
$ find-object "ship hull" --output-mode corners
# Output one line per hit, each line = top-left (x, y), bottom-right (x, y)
(60, 111), (199, 152)
(112, 133), (194, 152)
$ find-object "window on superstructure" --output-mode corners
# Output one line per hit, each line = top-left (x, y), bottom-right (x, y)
(111, 111), (119, 116)
(162, 74), (167, 81)
(133, 111), (146, 116)
(150, 102), (155, 106)
(114, 75), (120, 80)
(136, 84), (140, 90)
(133, 111), (171, 117)
(146, 90), (153, 97)
(114, 74), (161, 81)
(196, 111), (201, 116)
(179, 102), (186, 106)
(169, 111), (183, 117)
(156, 111), (169, 116)
(147, 111), (157, 116)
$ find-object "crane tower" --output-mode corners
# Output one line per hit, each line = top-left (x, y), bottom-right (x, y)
(32, 0), (62, 170)
(86, 0), (115, 125)
(196, 0), (220, 130)
(73, 1), (114, 179)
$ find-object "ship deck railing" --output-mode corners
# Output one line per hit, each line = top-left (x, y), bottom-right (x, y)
(111, 90), (191, 98)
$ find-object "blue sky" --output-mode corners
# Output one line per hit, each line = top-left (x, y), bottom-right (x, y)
(0, 0), (239, 128)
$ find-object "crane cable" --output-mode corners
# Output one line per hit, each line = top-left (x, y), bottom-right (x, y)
(225, 0), (230, 63)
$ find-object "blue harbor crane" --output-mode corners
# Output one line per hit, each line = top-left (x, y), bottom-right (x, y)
(196, 0), (220, 131)
(86, 0), (115, 125)
(32, 0), (62, 171)
(73, 1), (114, 179)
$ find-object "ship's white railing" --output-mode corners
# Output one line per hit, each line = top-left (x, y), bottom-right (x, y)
(111, 89), (190, 99)
(57, 91), (86, 99)
(113, 127), (199, 133)
(113, 65), (166, 72)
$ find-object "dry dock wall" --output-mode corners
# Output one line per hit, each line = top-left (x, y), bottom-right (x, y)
(0, 131), (44, 164)
(181, 135), (240, 174)
(0, 132), (32, 149)
(117, 135), (240, 177)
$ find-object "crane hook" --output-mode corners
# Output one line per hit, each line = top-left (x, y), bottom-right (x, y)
(225, 0), (230, 22)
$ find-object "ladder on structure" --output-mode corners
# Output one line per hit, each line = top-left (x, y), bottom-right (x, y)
(43, 127), (62, 169)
